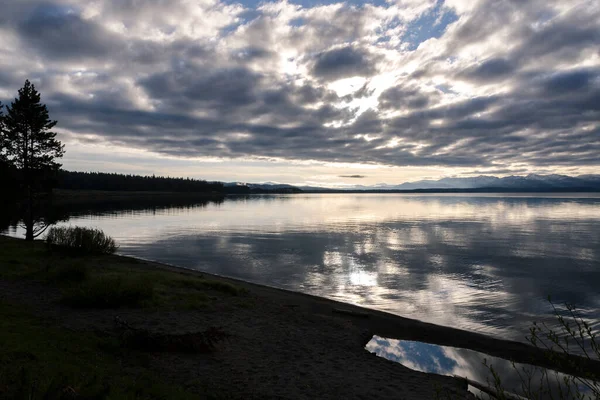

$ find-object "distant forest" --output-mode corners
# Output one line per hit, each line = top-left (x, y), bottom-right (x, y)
(0, 165), (298, 196)
(54, 170), (302, 194)
(56, 170), (225, 193)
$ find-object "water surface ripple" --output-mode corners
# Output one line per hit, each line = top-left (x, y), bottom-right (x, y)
(8, 193), (600, 341)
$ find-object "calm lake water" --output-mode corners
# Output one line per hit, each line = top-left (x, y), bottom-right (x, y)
(365, 336), (592, 397)
(5, 193), (600, 341)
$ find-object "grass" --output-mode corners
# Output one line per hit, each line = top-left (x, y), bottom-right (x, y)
(199, 280), (246, 296)
(48, 262), (90, 283)
(0, 238), (48, 279)
(0, 235), (247, 311)
(61, 276), (155, 308)
(0, 234), (251, 399)
(167, 275), (247, 296)
(0, 300), (200, 400)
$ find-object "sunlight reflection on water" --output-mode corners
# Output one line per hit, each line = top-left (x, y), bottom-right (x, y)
(4, 193), (600, 341)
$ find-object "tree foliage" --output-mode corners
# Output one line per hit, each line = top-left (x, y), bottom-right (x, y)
(0, 80), (65, 240)
(0, 101), (3, 151)
(1, 80), (64, 172)
(0, 102), (19, 201)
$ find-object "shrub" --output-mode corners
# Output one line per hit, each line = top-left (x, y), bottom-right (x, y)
(61, 276), (154, 308)
(477, 298), (600, 400)
(46, 226), (118, 254)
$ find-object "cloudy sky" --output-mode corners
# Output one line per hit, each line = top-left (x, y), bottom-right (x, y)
(0, 0), (598, 186)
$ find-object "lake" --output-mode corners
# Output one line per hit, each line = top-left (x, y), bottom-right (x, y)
(4, 193), (600, 342)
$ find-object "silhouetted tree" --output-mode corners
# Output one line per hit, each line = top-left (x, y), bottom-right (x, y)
(0, 101), (4, 152)
(0, 80), (65, 240)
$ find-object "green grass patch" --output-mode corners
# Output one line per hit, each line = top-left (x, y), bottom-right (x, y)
(154, 286), (210, 310)
(0, 300), (200, 400)
(48, 262), (90, 284)
(0, 237), (48, 279)
(0, 235), (249, 312)
(0, 236), (251, 398)
(199, 280), (246, 296)
(166, 275), (244, 295)
(61, 276), (155, 309)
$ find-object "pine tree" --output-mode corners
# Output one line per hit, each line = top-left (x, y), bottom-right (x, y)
(0, 101), (4, 155)
(1, 80), (65, 240)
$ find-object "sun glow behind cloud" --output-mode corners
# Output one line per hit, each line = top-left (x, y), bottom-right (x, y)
(0, 0), (598, 185)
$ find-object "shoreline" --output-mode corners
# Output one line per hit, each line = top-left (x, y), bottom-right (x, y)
(1, 235), (471, 399)
(2, 235), (598, 399)
(116, 251), (600, 379)
(52, 188), (225, 205)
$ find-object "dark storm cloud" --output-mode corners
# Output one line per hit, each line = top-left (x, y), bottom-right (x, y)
(138, 58), (354, 127)
(0, 70), (20, 88)
(378, 65), (600, 168)
(184, 68), (260, 106)
(311, 46), (378, 80)
(45, 87), (492, 167)
(287, 5), (376, 52)
(378, 84), (435, 110)
(538, 69), (596, 95)
(16, 5), (122, 60)
(294, 84), (340, 105)
(511, 9), (600, 64)
(233, 47), (273, 61)
(48, 58), (599, 169)
(140, 66), (261, 115)
(458, 58), (515, 82)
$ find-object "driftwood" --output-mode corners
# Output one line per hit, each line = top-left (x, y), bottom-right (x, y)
(453, 375), (529, 400)
(114, 316), (230, 353)
(332, 308), (370, 318)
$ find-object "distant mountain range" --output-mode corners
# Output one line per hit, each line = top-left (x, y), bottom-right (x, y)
(223, 181), (301, 193)
(300, 174), (600, 192)
(227, 174), (600, 193)
(352, 174), (600, 191)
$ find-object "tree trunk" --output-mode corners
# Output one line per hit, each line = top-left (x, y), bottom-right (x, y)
(23, 125), (34, 241)
(25, 223), (34, 241)
(25, 182), (34, 241)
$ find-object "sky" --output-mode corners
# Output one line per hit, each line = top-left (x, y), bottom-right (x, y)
(0, 0), (599, 187)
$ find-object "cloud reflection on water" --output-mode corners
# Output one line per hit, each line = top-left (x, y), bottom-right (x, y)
(8, 193), (600, 341)
(365, 336), (590, 398)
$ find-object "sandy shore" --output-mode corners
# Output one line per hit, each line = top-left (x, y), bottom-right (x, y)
(2, 242), (597, 399)
(137, 255), (600, 373)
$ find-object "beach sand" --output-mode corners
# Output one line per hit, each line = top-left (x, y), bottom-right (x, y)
(2, 247), (596, 399)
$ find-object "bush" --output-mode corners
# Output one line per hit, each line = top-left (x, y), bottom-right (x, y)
(46, 226), (118, 254)
(61, 276), (154, 308)
(478, 298), (600, 400)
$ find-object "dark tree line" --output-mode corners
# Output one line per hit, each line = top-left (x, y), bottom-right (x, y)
(56, 171), (303, 194)
(56, 170), (224, 193)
